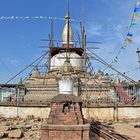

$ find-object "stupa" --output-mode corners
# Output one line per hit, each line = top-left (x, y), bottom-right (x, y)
(40, 10), (89, 140)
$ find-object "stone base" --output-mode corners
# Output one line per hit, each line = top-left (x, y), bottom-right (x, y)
(40, 124), (89, 140)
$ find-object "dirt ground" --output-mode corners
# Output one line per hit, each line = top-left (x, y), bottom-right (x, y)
(113, 122), (140, 140)
(90, 119), (140, 140)
(0, 116), (42, 140)
(0, 116), (140, 140)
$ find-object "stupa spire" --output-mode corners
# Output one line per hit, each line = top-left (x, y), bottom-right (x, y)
(62, 7), (73, 46)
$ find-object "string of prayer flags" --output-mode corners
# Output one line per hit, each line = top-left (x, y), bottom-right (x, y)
(0, 16), (80, 22)
(121, 40), (127, 49)
(103, 1), (140, 73)
(105, 1), (140, 70)
(132, 2), (140, 22)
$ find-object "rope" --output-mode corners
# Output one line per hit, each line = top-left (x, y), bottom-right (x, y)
(5, 52), (48, 84)
(87, 48), (138, 84)
(23, 51), (49, 82)
(123, 66), (140, 74)
(43, 58), (49, 85)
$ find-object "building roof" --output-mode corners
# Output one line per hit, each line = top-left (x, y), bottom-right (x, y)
(0, 84), (25, 88)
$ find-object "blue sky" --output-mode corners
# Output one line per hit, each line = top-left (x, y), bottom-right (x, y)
(0, 0), (139, 83)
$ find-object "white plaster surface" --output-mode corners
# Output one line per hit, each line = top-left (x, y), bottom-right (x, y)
(59, 77), (73, 94)
(50, 52), (83, 70)
(82, 107), (140, 120)
(0, 106), (140, 120)
(117, 107), (140, 120)
(0, 106), (50, 118)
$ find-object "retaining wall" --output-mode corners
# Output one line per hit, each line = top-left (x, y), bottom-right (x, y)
(0, 106), (140, 121)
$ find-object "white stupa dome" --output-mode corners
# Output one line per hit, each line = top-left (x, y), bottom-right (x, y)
(50, 52), (84, 70)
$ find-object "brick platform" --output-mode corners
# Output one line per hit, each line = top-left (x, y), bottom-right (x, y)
(40, 124), (89, 140)
(40, 94), (90, 140)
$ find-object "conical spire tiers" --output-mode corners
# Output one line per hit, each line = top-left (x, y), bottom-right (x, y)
(62, 11), (74, 46)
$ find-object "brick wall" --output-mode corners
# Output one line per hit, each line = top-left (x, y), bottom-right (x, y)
(40, 95), (89, 140)
(47, 102), (83, 125)
(40, 125), (89, 140)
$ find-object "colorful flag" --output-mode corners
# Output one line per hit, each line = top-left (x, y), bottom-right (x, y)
(127, 38), (132, 43)
(112, 60), (116, 64)
(132, 17), (137, 21)
(130, 22), (137, 27)
(121, 41), (126, 48)
(136, 1), (140, 7)
(132, 13), (139, 21)
(134, 13), (140, 18)
(127, 33), (133, 37)
(121, 47), (126, 50)
(121, 45), (126, 49)
(134, 7), (140, 12)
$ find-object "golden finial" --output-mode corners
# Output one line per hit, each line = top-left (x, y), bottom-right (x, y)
(65, 4), (70, 22)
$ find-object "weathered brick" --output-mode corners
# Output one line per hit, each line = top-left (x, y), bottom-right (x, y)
(40, 95), (89, 140)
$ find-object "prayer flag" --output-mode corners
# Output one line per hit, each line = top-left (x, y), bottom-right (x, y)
(121, 43), (127, 48)
(127, 38), (132, 43)
(121, 47), (126, 50)
(112, 59), (118, 63)
(112, 60), (116, 64)
(132, 17), (137, 21)
(121, 46), (125, 49)
(134, 13), (140, 18)
(134, 7), (140, 12)
(127, 33), (133, 37)
(130, 22), (137, 27)
(136, 1), (140, 6)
